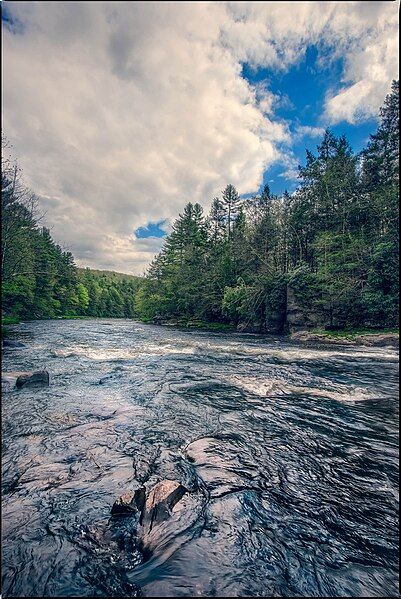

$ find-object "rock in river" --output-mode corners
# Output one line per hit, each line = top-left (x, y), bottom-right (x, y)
(2, 370), (50, 389)
(16, 370), (50, 388)
(111, 487), (146, 516)
(136, 479), (205, 559)
(140, 480), (187, 533)
(2, 340), (26, 348)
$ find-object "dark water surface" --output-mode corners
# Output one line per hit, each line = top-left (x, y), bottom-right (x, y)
(1, 319), (399, 597)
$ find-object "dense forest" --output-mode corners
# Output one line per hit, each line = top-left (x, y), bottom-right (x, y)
(137, 81), (399, 332)
(1, 147), (141, 322)
(1, 81), (399, 333)
(78, 269), (142, 318)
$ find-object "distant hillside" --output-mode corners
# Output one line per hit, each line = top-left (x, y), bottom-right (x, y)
(77, 267), (143, 282)
(77, 267), (143, 318)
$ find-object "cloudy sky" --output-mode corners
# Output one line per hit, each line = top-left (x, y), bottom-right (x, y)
(2, 1), (399, 274)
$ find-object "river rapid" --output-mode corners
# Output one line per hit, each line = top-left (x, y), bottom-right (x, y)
(1, 319), (399, 597)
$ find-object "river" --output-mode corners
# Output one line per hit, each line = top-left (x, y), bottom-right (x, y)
(1, 319), (399, 597)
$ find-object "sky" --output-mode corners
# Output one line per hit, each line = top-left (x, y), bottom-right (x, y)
(2, 1), (399, 275)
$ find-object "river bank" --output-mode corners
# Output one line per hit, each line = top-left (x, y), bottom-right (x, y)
(290, 329), (399, 347)
(147, 317), (399, 348)
(3, 315), (398, 348)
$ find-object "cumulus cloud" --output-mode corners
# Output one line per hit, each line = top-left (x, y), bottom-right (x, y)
(294, 125), (327, 140)
(2, 1), (398, 273)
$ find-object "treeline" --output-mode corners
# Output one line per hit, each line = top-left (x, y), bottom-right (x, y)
(1, 146), (81, 319)
(78, 269), (142, 318)
(137, 81), (399, 332)
(1, 144), (142, 321)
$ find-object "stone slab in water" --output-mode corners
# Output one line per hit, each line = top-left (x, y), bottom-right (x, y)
(141, 480), (187, 533)
(2, 340), (26, 348)
(16, 370), (49, 388)
(2, 370), (50, 389)
(111, 487), (146, 515)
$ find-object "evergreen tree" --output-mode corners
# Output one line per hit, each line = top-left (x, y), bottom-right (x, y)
(221, 184), (241, 239)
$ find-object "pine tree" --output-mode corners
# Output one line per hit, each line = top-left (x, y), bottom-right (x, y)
(208, 197), (226, 242)
(221, 184), (241, 239)
(362, 80), (399, 189)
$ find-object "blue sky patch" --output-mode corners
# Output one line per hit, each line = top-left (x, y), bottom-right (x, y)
(1, 4), (25, 34)
(242, 44), (379, 195)
(135, 220), (167, 239)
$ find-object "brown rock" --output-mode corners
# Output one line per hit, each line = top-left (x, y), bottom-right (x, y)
(140, 480), (187, 533)
(354, 333), (399, 348)
(2, 370), (50, 389)
(111, 487), (146, 516)
(16, 370), (49, 388)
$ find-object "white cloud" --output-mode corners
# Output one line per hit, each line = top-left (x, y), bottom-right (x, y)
(325, 30), (399, 123)
(277, 152), (300, 182)
(2, 1), (398, 273)
(295, 125), (326, 140)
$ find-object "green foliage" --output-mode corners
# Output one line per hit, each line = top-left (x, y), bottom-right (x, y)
(1, 147), (142, 321)
(77, 269), (142, 318)
(2, 316), (20, 325)
(222, 282), (250, 323)
(136, 82), (399, 332)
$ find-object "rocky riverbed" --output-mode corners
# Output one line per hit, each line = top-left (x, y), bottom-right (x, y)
(1, 319), (399, 597)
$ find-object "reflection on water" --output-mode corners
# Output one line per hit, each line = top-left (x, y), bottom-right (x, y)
(1, 319), (399, 597)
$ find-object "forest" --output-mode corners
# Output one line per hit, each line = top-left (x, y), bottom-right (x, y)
(1, 147), (141, 323)
(1, 81), (399, 333)
(137, 81), (399, 332)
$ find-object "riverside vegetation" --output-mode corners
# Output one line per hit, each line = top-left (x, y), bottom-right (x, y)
(1, 81), (399, 336)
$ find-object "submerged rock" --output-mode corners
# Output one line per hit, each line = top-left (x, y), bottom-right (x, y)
(2, 370), (50, 389)
(140, 480), (187, 533)
(16, 371), (50, 388)
(111, 487), (146, 516)
(2, 340), (25, 348)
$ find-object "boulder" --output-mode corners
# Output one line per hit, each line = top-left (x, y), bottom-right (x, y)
(354, 333), (399, 348)
(286, 286), (322, 332)
(140, 480), (187, 534)
(137, 480), (204, 558)
(2, 370), (50, 389)
(111, 487), (146, 516)
(265, 309), (286, 334)
(2, 339), (25, 348)
(237, 322), (262, 334)
(136, 488), (204, 560)
(16, 370), (49, 388)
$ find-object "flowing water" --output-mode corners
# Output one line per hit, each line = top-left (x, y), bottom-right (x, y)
(1, 319), (399, 597)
